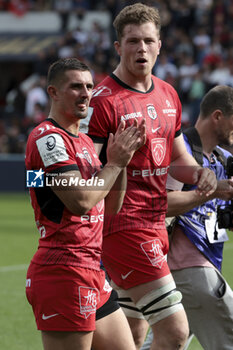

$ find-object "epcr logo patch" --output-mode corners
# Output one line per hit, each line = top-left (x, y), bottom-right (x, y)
(79, 286), (100, 319)
(26, 169), (44, 188)
(46, 135), (56, 151)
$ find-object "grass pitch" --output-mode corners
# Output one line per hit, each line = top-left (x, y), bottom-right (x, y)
(0, 192), (232, 350)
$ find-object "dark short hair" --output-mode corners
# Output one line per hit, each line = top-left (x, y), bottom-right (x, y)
(200, 85), (233, 119)
(47, 58), (91, 86)
(113, 3), (161, 41)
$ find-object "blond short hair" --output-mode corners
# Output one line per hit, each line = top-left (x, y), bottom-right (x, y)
(113, 3), (161, 41)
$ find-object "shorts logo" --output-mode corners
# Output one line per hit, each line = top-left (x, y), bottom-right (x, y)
(151, 138), (166, 166)
(79, 286), (100, 319)
(103, 279), (112, 293)
(147, 104), (157, 120)
(141, 239), (166, 269)
(26, 169), (44, 187)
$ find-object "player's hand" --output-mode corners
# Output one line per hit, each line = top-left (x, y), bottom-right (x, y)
(193, 167), (217, 196)
(213, 178), (233, 200)
(106, 119), (146, 168)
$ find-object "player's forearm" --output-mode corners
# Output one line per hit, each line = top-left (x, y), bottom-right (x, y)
(104, 168), (127, 214)
(51, 165), (124, 216)
(166, 190), (211, 217)
(169, 152), (201, 185)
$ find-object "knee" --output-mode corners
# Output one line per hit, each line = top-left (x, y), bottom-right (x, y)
(128, 319), (149, 349)
(162, 319), (189, 349)
(170, 323), (189, 347)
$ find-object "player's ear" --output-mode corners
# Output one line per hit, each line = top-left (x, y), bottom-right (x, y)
(47, 85), (57, 99)
(114, 41), (121, 55)
(212, 109), (223, 123)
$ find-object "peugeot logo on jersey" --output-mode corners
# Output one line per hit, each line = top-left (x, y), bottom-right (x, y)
(147, 104), (157, 120)
(45, 135), (56, 151)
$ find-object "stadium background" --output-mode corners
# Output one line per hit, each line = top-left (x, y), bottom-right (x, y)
(0, 1), (233, 349)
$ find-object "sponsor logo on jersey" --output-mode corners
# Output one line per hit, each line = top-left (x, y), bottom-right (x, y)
(81, 214), (104, 223)
(132, 166), (169, 177)
(92, 86), (112, 97)
(162, 99), (176, 116)
(152, 126), (161, 133)
(141, 239), (166, 269)
(147, 104), (157, 120)
(26, 168), (44, 187)
(166, 99), (172, 107)
(79, 286), (100, 319)
(151, 138), (166, 166)
(121, 111), (143, 121)
(36, 133), (69, 167)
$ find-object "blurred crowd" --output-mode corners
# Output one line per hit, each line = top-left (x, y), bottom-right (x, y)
(1, 0), (233, 153)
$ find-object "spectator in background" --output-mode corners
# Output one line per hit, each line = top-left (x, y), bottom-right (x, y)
(25, 75), (48, 119)
(73, 0), (90, 21)
(188, 71), (206, 126)
(153, 53), (178, 86)
(7, 0), (29, 16)
(178, 54), (199, 105)
(4, 0), (233, 154)
(53, 0), (73, 32)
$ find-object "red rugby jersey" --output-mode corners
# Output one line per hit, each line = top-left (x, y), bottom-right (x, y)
(88, 74), (182, 235)
(25, 119), (104, 270)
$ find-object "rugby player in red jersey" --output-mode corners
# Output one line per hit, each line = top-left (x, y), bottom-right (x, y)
(87, 3), (217, 350)
(25, 57), (146, 350)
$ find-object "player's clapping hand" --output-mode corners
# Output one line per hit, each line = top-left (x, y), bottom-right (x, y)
(107, 119), (146, 168)
(194, 167), (217, 196)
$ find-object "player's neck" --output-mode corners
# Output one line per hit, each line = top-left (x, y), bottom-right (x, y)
(48, 111), (80, 136)
(195, 122), (217, 155)
(113, 66), (152, 92)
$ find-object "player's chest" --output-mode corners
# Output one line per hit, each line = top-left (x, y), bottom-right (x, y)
(115, 99), (177, 138)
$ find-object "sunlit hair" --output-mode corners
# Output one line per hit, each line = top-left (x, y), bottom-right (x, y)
(113, 3), (161, 42)
(200, 85), (233, 119)
(47, 58), (91, 86)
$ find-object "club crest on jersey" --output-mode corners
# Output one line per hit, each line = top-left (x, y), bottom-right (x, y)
(151, 138), (166, 166)
(147, 104), (157, 120)
(92, 86), (112, 97)
(82, 147), (92, 164)
(141, 239), (166, 269)
(79, 286), (100, 319)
